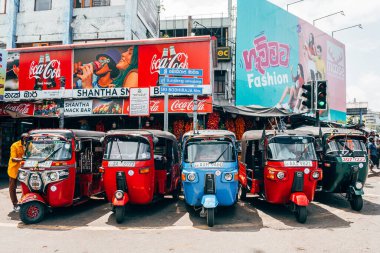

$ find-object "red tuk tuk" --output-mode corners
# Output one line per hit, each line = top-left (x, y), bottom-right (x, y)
(18, 129), (105, 224)
(239, 130), (322, 223)
(101, 130), (181, 223)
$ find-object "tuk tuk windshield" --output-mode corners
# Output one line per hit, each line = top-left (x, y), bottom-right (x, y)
(326, 138), (366, 155)
(268, 136), (316, 161)
(184, 141), (236, 163)
(103, 136), (151, 161)
(25, 138), (72, 160)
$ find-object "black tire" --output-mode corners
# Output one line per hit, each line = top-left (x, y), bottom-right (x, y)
(350, 195), (363, 211)
(207, 208), (215, 227)
(238, 183), (247, 201)
(20, 201), (46, 224)
(115, 206), (125, 224)
(295, 206), (307, 223)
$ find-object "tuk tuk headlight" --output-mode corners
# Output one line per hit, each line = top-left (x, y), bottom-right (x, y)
(312, 171), (320, 179)
(187, 173), (196, 182)
(276, 171), (285, 180)
(355, 181), (363, 190)
(224, 173), (233, 181)
(29, 173), (42, 191)
(115, 190), (124, 200)
(18, 170), (28, 181)
(48, 172), (59, 181)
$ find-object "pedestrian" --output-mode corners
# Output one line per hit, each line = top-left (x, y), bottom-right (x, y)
(8, 133), (27, 212)
(368, 137), (378, 172)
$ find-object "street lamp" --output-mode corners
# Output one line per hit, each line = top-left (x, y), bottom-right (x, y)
(313, 11), (345, 26)
(287, 0), (304, 12)
(332, 24), (363, 37)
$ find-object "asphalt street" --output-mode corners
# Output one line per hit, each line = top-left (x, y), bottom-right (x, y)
(0, 171), (379, 253)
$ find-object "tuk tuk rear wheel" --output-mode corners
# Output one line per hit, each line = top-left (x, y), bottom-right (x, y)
(207, 208), (215, 227)
(115, 206), (125, 224)
(295, 206), (307, 223)
(350, 195), (363, 211)
(238, 183), (247, 201)
(20, 201), (46, 224)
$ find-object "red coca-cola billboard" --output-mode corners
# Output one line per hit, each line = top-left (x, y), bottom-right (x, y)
(0, 103), (35, 116)
(123, 96), (212, 114)
(139, 41), (211, 87)
(18, 50), (72, 91)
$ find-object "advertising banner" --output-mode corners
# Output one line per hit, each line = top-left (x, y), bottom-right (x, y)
(34, 100), (59, 117)
(0, 49), (7, 101)
(4, 50), (72, 101)
(139, 41), (211, 90)
(236, 0), (346, 121)
(64, 99), (123, 116)
(0, 102), (35, 117)
(73, 46), (137, 99)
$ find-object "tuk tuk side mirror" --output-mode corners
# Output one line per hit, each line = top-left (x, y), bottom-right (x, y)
(75, 140), (82, 152)
(100, 137), (104, 143)
(153, 136), (159, 144)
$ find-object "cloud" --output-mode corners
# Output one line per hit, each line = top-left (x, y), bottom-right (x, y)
(347, 72), (380, 108)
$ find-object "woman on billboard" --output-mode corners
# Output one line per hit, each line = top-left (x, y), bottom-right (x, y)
(275, 63), (305, 113)
(111, 46), (138, 88)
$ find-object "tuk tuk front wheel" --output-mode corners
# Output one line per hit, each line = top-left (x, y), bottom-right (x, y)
(207, 208), (215, 227)
(295, 206), (307, 223)
(350, 195), (363, 211)
(238, 183), (247, 201)
(172, 183), (181, 201)
(20, 201), (46, 224)
(115, 206), (125, 224)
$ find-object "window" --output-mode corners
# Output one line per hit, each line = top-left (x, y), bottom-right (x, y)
(214, 70), (226, 94)
(35, 0), (52, 11)
(74, 0), (110, 8)
(0, 0), (6, 14)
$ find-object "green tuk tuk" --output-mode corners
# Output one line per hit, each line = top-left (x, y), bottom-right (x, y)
(296, 126), (368, 211)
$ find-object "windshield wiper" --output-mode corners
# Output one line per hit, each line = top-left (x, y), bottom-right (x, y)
(115, 139), (124, 161)
(38, 146), (63, 163)
(297, 145), (309, 162)
(209, 145), (230, 164)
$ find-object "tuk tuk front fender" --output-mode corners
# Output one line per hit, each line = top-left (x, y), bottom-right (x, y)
(290, 192), (309, 207)
(201, 195), (218, 209)
(348, 185), (364, 196)
(112, 193), (129, 207)
(19, 193), (46, 205)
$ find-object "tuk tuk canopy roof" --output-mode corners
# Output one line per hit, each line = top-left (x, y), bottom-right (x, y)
(105, 129), (177, 143)
(241, 129), (314, 141)
(295, 126), (364, 138)
(183, 130), (236, 140)
(28, 129), (105, 140)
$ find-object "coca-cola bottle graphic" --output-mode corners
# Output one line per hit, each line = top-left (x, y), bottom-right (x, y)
(169, 45), (181, 68)
(34, 55), (44, 90)
(45, 53), (57, 89)
(74, 61), (102, 78)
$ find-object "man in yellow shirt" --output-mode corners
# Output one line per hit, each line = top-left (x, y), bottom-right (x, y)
(8, 134), (27, 212)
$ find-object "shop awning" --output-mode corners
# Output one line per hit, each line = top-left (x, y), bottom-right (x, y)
(214, 105), (302, 117)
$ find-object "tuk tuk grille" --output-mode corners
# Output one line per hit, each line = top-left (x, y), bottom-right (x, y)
(291, 171), (304, 192)
(204, 173), (215, 194)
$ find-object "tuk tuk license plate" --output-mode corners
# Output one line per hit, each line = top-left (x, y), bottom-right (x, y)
(284, 161), (312, 167)
(108, 161), (136, 167)
(24, 160), (38, 167)
(342, 157), (366, 162)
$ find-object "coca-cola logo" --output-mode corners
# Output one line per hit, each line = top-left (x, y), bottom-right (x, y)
(150, 48), (189, 74)
(150, 101), (160, 112)
(3, 104), (32, 114)
(29, 58), (61, 80)
(170, 99), (206, 112)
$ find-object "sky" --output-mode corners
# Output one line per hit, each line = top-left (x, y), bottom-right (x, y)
(160, 0), (380, 111)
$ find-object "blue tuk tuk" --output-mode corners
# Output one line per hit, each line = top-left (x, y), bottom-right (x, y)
(181, 130), (239, 227)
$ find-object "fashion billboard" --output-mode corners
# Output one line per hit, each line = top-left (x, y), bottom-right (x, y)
(4, 50), (72, 101)
(0, 49), (6, 101)
(236, 0), (346, 121)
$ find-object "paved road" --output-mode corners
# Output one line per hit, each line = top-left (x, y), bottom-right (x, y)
(0, 171), (379, 253)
